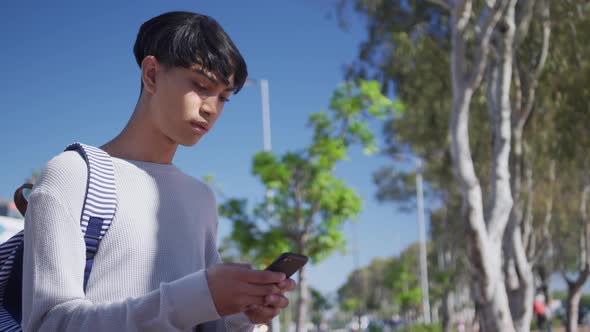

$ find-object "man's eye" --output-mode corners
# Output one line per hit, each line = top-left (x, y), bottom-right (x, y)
(194, 82), (208, 91)
(219, 96), (230, 103)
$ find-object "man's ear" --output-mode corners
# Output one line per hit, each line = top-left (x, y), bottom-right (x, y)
(141, 56), (159, 95)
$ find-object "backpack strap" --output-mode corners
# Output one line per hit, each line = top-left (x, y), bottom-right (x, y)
(13, 183), (33, 217)
(65, 143), (117, 291)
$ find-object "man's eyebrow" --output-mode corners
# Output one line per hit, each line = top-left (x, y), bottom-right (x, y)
(193, 68), (235, 91)
(193, 68), (218, 82)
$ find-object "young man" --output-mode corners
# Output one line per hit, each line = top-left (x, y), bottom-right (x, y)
(22, 11), (295, 331)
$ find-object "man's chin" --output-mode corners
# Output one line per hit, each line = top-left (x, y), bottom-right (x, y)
(179, 136), (203, 147)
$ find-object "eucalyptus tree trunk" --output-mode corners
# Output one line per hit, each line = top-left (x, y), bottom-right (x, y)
(295, 236), (309, 332)
(502, 1), (551, 330)
(446, 0), (517, 330)
(564, 172), (590, 332)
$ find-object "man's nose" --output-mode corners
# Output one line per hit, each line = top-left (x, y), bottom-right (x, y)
(199, 97), (217, 121)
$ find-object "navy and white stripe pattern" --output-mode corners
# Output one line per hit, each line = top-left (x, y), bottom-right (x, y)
(65, 143), (117, 238)
(0, 232), (24, 331)
(0, 233), (23, 290)
(0, 143), (117, 331)
(65, 143), (117, 290)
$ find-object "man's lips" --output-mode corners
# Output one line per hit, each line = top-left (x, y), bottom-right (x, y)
(190, 121), (210, 132)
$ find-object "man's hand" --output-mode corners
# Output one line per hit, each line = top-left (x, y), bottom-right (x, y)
(245, 278), (297, 324)
(206, 263), (286, 316)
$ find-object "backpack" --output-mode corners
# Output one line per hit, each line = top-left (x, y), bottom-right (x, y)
(0, 143), (117, 331)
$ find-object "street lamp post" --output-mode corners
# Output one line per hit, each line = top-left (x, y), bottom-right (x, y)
(415, 160), (431, 324)
(246, 78), (275, 210)
(246, 78), (272, 152)
(394, 155), (431, 324)
(246, 78), (280, 332)
(260, 79), (271, 153)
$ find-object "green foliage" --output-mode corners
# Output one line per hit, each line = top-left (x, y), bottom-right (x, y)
(310, 287), (332, 326)
(395, 323), (443, 332)
(553, 291), (590, 309)
(310, 287), (332, 312)
(387, 250), (422, 312)
(219, 79), (400, 268)
(341, 298), (360, 313)
(337, 243), (435, 318)
(368, 321), (443, 332)
(529, 2), (590, 275)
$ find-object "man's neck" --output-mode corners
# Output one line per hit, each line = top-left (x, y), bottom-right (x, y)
(101, 97), (178, 164)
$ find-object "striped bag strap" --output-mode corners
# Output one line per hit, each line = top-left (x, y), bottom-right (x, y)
(65, 143), (117, 291)
(0, 230), (24, 331)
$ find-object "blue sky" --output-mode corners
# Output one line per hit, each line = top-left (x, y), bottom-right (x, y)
(0, 1), (426, 295)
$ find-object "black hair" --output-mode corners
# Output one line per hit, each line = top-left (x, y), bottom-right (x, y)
(133, 11), (247, 93)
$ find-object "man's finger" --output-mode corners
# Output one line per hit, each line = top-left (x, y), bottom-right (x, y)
(245, 304), (262, 311)
(264, 294), (289, 309)
(278, 278), (296, 291)
(242, 269), (286, 284)
(241, 283), (282, 296)
(247, 305), (280, 320)
(237, 295), (266, 308)
(226, 262), (252, 269)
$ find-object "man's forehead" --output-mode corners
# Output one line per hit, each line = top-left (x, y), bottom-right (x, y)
(190, 65), (234, 87)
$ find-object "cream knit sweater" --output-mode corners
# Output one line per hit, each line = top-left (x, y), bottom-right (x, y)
(21, 150), (253, 332)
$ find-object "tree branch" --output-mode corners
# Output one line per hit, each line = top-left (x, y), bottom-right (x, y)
(458, 0), (474, 28)
(304, 202), (321, 235)
(293, 169), (304, 231)
(466, 0), (512, 90)
(531, 159), (556, 265)
(512, 58), (523, 118)
(566, 1), (584, 69)
(522, 150), (534, 253)
(486, 0), (517, 241)
(581, 162), (590, 270)
(561, 270), (574, 286)
(514, 0), (536, 48)
(485, 57), (500, 219)
(530, 168), (552, 265)
(426, 0), (451, 11)
(451, 0), (471, 93)
(530, 240), (548, 267)
(514, 0), (551, 133)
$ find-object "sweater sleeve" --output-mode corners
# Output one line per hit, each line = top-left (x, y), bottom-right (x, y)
(21, 190), (221, 331)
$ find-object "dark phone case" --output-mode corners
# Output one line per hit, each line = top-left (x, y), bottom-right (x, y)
(265, 253), (308, 278)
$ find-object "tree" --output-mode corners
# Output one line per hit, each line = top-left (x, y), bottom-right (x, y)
(544, 17), (589, 332)
(310, 288), (332, 332)
(219, 80), (399, 332)
(529, 2), (590, 330)
(338, 244), (424, 321)
(388, 244), (424, 320)
(429, 200), (469, 332)
(337, 0), (560, 329)
(484, 0), (552, 330)
(338, 257), (394, 318)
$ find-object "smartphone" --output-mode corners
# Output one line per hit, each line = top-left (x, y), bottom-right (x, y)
(265, 252), (308, 278)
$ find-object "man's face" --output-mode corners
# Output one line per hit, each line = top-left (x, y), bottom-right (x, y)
(150, 63), (235, 146)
